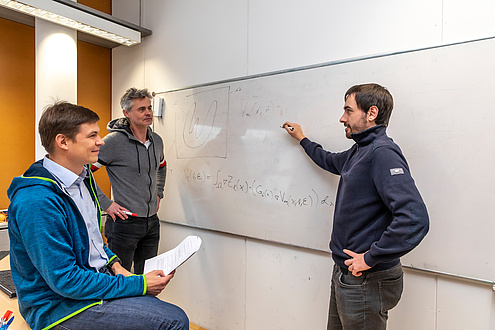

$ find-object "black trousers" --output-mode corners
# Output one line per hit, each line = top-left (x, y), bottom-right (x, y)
(105, 214), (160, 274)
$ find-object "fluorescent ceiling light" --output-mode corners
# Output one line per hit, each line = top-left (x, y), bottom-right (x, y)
(0, 0), (150, 46)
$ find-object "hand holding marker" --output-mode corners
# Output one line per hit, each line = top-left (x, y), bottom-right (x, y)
(281, 122), (306, 142)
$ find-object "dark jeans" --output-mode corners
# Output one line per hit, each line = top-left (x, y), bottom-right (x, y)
(53, 295), (188, 330)
(105, 214), (160, 274)
(328, 263), (404, 330)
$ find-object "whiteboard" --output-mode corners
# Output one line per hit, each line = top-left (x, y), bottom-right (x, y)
(154, 37), (495, 280)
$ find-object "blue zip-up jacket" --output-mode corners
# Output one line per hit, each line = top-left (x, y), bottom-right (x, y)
(7, 160), (147, 330)
(300, 125), (429, 270)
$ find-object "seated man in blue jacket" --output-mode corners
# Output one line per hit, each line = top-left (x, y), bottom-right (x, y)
(7, 101), (188, 330)
(283, 83), (429, 330)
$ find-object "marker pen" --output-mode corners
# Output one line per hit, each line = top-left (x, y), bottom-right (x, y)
(280, 125), (294, 131)
(123, 211), (138, 217)
(1, 311), (12, 326)
(2, 315), (14, 330)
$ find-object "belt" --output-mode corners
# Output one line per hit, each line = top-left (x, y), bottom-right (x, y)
(340, 266), (375, 276)
(340, 266), (382, 275)
(340, 263), (399, 276)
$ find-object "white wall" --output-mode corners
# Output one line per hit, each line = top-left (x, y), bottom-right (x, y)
(112, 1), (495, 329)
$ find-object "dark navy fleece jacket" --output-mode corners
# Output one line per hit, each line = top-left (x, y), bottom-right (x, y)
(300, 125), (429, 270)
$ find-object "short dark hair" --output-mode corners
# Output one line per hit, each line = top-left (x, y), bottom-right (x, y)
(344, 83), (394, 126)
(120, 87), (152, 112)
(39, 101), (100, 153)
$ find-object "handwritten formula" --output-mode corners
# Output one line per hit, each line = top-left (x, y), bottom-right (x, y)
(184, 167), (334, 210)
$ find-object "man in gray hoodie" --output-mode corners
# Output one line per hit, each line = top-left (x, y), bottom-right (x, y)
(93, 87), (166, 274)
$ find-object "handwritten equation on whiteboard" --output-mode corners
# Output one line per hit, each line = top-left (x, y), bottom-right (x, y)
(183, 167), (334, 210)
(157, 82), (336, 251)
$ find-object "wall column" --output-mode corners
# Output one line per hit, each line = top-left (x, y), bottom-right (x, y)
(35, 19), (77, 159)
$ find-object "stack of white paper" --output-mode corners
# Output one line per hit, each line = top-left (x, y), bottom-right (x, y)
(144, 235), (202, 275)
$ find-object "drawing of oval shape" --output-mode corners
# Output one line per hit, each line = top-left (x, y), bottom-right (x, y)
(182, 100), (218, 149)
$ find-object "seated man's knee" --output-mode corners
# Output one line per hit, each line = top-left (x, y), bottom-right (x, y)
(175, 307), (189, 330)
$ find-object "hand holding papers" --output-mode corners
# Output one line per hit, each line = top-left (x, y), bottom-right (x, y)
(144, 236), (202, 275)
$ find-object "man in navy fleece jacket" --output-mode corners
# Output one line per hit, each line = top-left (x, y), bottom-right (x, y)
(283, 83), (429, 330)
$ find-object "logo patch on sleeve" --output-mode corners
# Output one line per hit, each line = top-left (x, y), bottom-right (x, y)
(390, 168), (404, 176)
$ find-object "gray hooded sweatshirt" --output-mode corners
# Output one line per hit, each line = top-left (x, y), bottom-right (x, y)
(94, 118), (166, 217)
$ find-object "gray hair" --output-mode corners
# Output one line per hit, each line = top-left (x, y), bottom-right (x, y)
(120, 87), (152, 112)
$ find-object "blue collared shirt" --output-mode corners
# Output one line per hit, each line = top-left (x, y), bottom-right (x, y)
(43, 156), (108, 270)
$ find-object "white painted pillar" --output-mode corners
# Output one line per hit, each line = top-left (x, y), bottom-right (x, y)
(35, 18), (77, 159)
